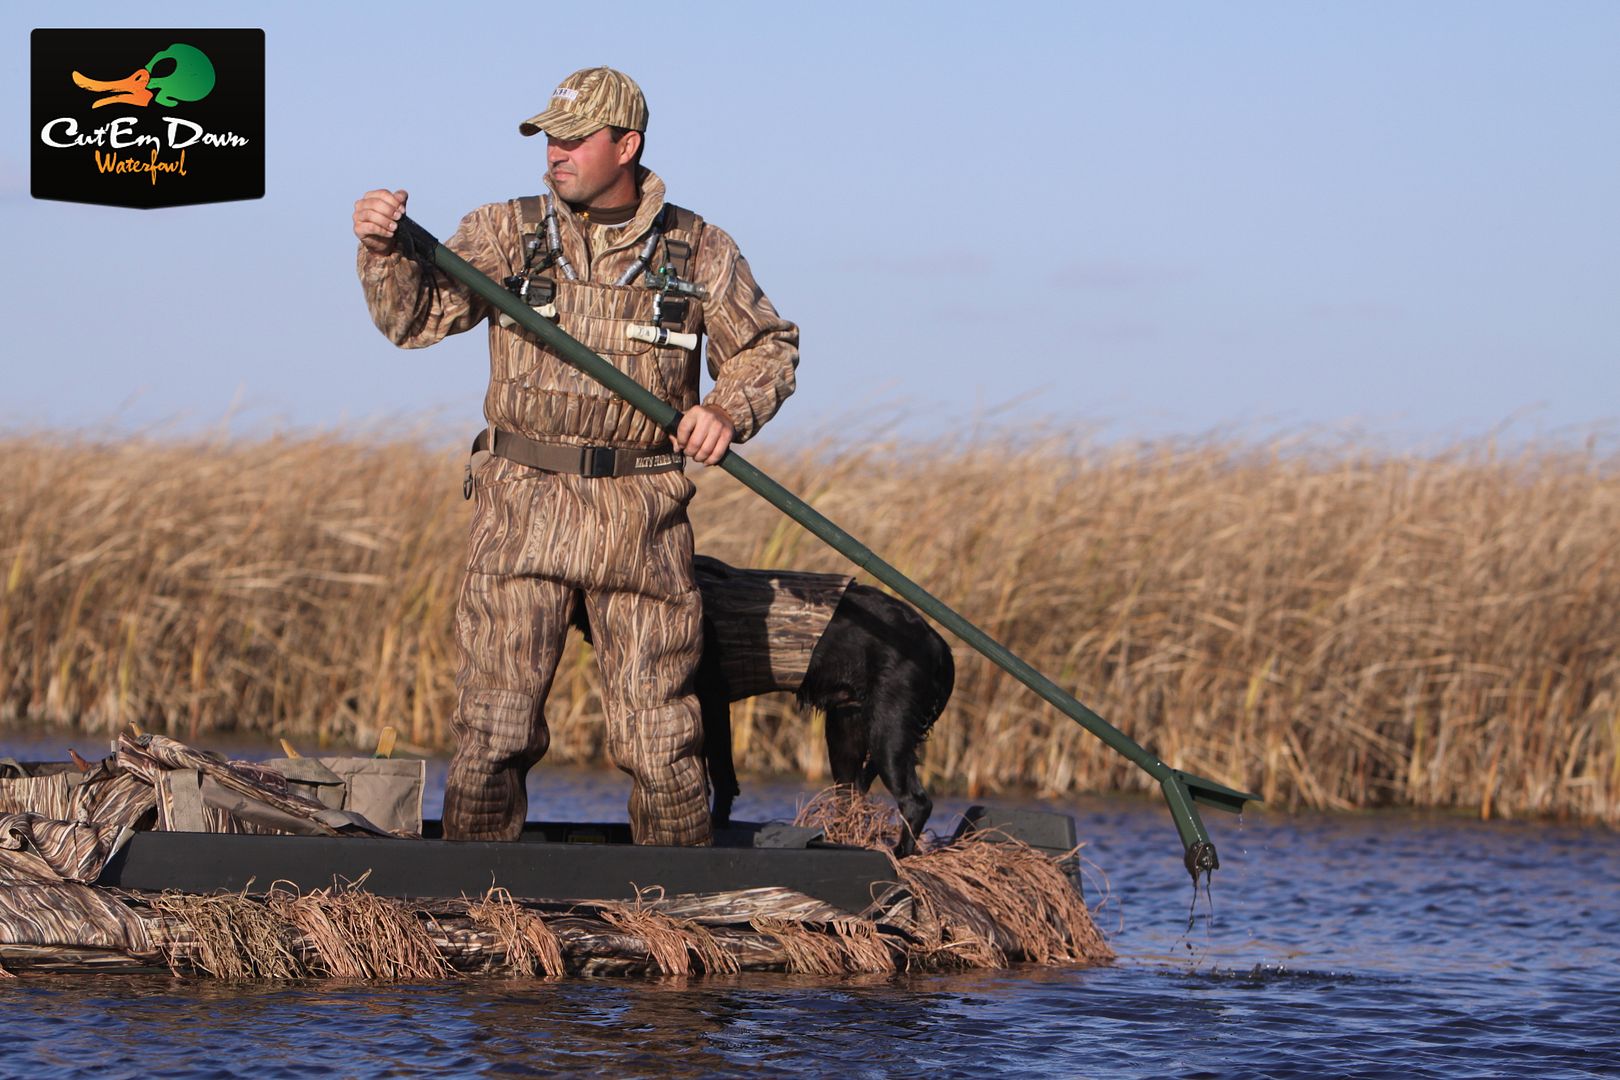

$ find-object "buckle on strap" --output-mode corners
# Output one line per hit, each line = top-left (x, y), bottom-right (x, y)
(580, 446), (618, 478)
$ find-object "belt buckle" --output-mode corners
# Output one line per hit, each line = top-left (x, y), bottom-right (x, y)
(581, 446), (616, 478)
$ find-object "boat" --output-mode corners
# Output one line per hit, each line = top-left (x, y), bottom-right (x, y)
(0, 733), (1111, 978)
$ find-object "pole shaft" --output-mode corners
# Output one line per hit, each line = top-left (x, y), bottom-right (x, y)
(402, 217), (1248, 867)
(417, 223), (1170, 775)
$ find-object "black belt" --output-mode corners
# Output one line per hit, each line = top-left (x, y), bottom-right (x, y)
(468, 428), (684, 491)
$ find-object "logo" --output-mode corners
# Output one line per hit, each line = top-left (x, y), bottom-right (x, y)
(32, 29), (264, 209)
(551, 86), (579, 101)
(72, 42), (216, 109)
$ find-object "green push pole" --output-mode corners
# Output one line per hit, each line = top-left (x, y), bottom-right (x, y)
(396, 215), (1259, 878)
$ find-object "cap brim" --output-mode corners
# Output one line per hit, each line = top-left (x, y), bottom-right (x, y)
(517, 107), (605, 140)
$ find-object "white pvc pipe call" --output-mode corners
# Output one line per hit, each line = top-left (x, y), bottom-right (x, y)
(626, 324), (698, 350)
(497, 304), (556, 328)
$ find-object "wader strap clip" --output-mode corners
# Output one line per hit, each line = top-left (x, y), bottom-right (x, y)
(581, 446), (617, 479)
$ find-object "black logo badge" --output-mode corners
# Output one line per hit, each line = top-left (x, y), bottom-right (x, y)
(31, 28), (265, 209)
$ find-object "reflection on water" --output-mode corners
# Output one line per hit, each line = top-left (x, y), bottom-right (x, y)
(4, 731), (1619, 1077)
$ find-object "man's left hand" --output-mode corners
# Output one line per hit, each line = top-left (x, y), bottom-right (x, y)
(674, 405), (736, 466)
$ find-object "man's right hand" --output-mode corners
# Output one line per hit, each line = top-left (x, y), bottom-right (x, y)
(354, 188), (408, 253)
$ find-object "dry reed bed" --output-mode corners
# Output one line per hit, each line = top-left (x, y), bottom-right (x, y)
(1, 431), (1616, 824)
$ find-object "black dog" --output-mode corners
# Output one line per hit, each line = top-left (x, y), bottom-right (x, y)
(571, 557), (953, 857)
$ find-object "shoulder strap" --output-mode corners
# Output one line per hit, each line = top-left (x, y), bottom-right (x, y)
(660, 204), (704, 282)
(516, 195), (545, 231)
(663, 204), (701, 235)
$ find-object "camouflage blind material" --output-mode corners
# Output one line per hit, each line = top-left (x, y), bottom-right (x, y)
(693, 556), (854, 700)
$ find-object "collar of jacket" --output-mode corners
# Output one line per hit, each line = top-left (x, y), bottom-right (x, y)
(543, 165), (667, 275)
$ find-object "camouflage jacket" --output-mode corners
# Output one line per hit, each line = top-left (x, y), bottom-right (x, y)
(358, 168), (798, 448)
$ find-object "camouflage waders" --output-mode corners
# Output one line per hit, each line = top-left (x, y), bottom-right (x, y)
(443, 456), (710, 845)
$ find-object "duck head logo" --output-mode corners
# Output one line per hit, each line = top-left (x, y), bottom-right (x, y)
(72, 43), (216, 109)
(33, 29), (262, 209)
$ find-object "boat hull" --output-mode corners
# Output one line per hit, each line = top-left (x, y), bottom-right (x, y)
(97, 822), (899, 916)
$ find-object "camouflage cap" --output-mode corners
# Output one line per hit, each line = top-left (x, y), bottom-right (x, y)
(519, 67), (648, 140)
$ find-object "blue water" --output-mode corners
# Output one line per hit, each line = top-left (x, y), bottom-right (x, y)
(3, 731), (1618, 1078)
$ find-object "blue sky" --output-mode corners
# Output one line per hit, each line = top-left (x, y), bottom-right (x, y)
(3, 1), (1616, 448)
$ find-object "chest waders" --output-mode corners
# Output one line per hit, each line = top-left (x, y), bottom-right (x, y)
(398, 215), (1257, 882)
(479, 195), (706, 464)
(445, 197), (716, 848)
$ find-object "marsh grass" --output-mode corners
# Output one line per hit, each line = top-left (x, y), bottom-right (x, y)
(2, 429), (1616, 824)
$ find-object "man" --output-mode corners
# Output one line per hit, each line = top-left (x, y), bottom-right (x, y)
(351, 66), (798, 846)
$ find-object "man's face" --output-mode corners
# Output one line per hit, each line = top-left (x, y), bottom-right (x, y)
(547, 127), (638, 206)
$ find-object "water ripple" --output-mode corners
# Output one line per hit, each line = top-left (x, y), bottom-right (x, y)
(3, 736), (1618, 1077)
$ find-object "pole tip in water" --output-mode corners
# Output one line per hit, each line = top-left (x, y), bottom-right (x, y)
(1184, 840), (1219, 880)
